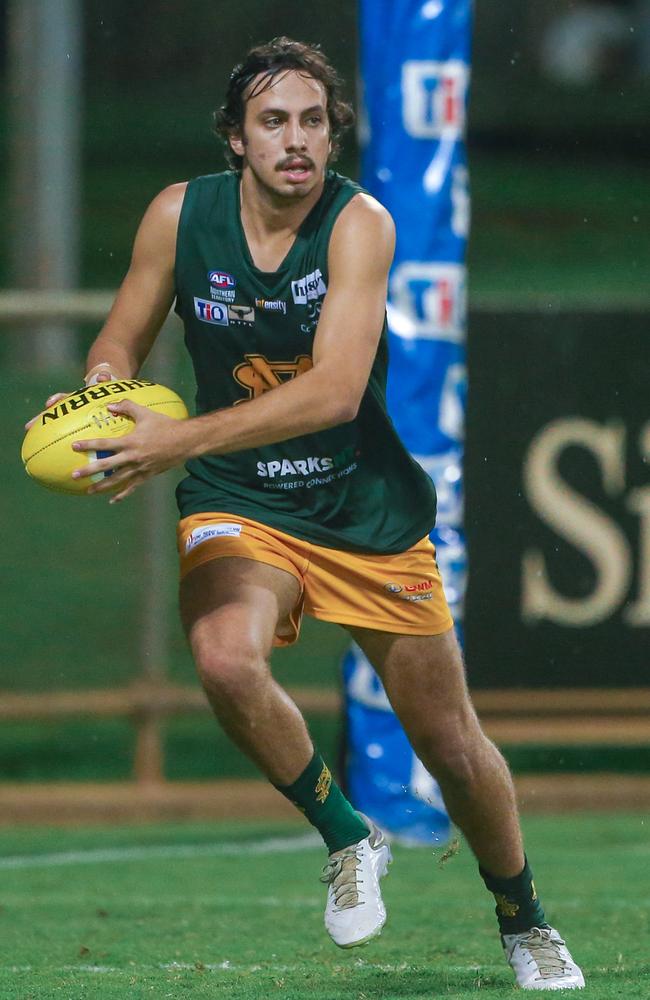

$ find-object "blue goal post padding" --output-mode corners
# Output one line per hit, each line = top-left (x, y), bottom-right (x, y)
(343, 0), (472, 844)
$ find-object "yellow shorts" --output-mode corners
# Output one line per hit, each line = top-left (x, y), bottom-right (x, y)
(177, 512), (453, 646)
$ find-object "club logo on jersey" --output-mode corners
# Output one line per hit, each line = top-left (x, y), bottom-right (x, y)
(401, 59), (468, 140)
(384, 580), (435, 602)
(194, 298), (229, 326)
(291, 268), (327, 305)
(228, 304), (255, 325)
(255, 297), (287, 314)
(208, 270), (237, 302)
(233, 353), (313, 402)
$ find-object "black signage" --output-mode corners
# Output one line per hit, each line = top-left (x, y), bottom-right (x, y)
(464, 309), (649, 688)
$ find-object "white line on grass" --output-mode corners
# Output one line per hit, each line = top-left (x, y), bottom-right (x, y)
(0, 832), (322, 871)
(3, 961), (504, 976)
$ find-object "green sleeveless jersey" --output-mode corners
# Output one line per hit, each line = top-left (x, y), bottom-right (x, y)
(174, 170), (437, 554)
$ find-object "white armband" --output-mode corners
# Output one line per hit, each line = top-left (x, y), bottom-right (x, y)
(84, 362), (119, 386)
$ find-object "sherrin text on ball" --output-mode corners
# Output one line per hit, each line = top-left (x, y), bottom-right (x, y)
(21, 379), (189, 494)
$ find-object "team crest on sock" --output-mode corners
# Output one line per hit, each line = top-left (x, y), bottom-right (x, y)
(494, 893), (520, 918)
(315, 764), (332, 803)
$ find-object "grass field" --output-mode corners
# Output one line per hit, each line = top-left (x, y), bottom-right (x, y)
(1, 814), (648, 999)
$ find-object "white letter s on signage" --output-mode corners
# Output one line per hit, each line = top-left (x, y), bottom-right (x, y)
(521, 418), (631, 627)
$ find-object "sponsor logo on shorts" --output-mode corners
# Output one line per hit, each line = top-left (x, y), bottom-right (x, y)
(291, 268), (327, 305)
(255, 297), (287, 314)
(208, 271), (237, 303)
(228, 304), (255, 325)
(194, 298), (229, 326)
(384, 580), (435, 602)
(185, 523), (242, 552)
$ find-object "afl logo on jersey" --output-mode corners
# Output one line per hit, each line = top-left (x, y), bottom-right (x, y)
(208, 271), (236, 289)
(208, 270), (237, 303)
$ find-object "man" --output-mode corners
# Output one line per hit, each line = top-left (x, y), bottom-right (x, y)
(45, 37), (583, 990)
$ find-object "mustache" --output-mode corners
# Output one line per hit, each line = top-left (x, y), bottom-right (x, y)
(276, 156), (314, 171)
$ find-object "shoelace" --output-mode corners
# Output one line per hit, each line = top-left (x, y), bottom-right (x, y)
(519, 928), (568, 979)
(320, 845), (363, 910)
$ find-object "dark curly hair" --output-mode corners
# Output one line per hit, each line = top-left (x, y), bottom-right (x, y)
(214, 37), (355, 170)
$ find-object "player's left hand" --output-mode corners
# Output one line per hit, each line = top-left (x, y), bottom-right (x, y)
(71, 400), (190, 503)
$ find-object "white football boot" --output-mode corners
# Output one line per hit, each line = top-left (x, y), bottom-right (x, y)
(502, 926), (585, 990)
(320, 815), (391, 948)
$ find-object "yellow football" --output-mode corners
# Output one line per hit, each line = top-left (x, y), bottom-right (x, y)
(21, 378), (189, 494)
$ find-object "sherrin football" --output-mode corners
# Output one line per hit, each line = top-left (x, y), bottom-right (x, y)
(21, 379), (189, 495)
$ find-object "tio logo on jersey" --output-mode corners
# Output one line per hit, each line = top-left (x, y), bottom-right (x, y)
(388, 262), (465, 342)
(194, 297), (229, 326)
(401, 60), (469, 140)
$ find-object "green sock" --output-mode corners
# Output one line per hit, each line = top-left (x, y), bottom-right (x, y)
(274, 751), (369, 854)
(480, 857), (549, 935)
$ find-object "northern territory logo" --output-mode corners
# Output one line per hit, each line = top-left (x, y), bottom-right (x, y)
(208, 270), (236, 303)
(291, 268), (327, 305)
(194, 298), (229, 326)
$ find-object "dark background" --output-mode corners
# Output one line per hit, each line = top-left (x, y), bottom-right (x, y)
(1, 0), (648, 296)
(465, 310), (649, 688)
(0, 1), (648, 778)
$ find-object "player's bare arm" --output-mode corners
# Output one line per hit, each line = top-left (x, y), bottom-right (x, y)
(85, 182), (185, 379)
(25, 184), (185, 428)
(74, 193), (396, 499)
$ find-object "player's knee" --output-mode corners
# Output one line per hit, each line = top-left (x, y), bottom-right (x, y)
(410, 707), (485, 782)
(194, 640), (268, 706)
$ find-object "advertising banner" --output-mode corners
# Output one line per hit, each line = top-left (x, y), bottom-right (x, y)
(345, 0), (472, 842)
(465, 310), (649, 688)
